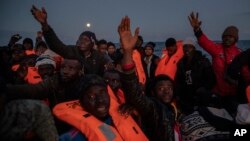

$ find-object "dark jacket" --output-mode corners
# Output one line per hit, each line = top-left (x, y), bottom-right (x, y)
(43, 26), (107, 76)
(227, 49), (250, 103)
(142, 54), (159, 80)
(6, 74), (83, 134)
(121, 71), (175, 141)
(6, 74), (82, 108)
(175, 50), (216, 113)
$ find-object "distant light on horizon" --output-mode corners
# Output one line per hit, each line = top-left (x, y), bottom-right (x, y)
(86, 23), (91, 28)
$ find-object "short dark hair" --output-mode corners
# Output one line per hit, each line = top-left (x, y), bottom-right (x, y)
(165, 38), (176, 48)
(23, 38), (33, 47)
(79, 74), (107, 106)
(97, 39), (107, 46)
(63, 56), (83, 70)
(107, 42), (116, 48)
(36, 41), (47, 49)
(103, 69), (121, 77)
(152, 74), (174, 90)
(138, 36), (143, 43)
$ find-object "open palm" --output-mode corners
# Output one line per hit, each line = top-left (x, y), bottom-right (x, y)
(118, 16), (139, 51)
(31, 5), (47, 25)
(188, 12), (202, 30)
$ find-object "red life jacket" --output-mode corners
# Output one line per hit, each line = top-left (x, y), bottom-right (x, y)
(246, 86), (250, 104)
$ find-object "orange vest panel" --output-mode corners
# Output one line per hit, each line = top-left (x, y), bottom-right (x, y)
(155, 41), (184, 80)
(53, 87), (148, 141)
(133, 50), (146, 85)
(24, 67), (42, 84)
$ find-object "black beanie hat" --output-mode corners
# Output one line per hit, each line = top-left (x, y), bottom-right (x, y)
(222, 26), (239, 42)
(79, 31), (98, 43)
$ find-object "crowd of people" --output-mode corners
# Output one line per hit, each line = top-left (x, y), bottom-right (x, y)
(0, 6), (249, 141)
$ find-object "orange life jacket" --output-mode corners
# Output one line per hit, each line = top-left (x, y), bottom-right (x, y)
(24, 67), (42, 84)
(155, 41), (184, 80)
(53, 87), (148, 141)
(133, 50), (146, 85)
(108, 87), (125, 104)
(247, 86), (250, 104)
(25, 50), (36, 55)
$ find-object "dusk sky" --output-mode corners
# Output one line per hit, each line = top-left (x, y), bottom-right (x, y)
(1, 0), (250, 45)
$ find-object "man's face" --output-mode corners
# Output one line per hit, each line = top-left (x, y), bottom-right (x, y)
(38, 64), (55, 79)
(23, 43), (33, 50)
(60, 59), (81, 82)
(166, 45), (177, 57)
(103, 72), (121, 92)
(98, 44), (108, 54)
(107, 46), (116, 55)
(183, 44), (195, 57)
(222, 35), (236, 47)
(12, 50), (25, 62)
(77, 35), (93, 52)
(82, 85), (110, 120)
(144, 46), (153, 56)
(155, 80), (174, 104)
(35, 46), (47, 56)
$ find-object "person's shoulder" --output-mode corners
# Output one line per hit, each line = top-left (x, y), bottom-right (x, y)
(153, 54), (160, 59)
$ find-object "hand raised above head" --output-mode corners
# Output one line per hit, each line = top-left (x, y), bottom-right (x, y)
(31, 5), (47, 25)
(118, 16), (139, 52)
(188, 12), (202, 30)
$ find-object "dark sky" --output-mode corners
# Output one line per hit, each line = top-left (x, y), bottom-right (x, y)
(1, 0), (250, 45)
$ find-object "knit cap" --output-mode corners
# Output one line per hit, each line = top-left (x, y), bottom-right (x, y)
(35, 55), (56, 68)
(79, 31), (98, 43)
(222, 26), (239, 41)
(183, 37), (196, 47)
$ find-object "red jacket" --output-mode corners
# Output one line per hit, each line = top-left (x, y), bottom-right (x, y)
(198, 33), (241, 96)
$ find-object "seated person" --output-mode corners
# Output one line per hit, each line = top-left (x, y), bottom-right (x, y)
(53, 74), (148, 141)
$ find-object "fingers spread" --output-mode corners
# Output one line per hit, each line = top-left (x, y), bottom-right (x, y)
(134, 27), (140, 38)
(42, 7), (47, 15)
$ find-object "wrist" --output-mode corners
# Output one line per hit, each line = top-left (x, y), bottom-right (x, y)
(193, 26), (201, 32)
(41, 22), (49, 32)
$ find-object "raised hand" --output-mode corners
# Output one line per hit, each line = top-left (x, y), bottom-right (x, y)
(188, 12), (202, 30)
(118, 16), (139, 52)
(31, 5), (47, 25)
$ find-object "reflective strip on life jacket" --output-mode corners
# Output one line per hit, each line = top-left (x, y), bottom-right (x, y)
(24, 67), (42, 84)
(53, 88), (148, 141)
(155, 41), (184, 80)
(133, 50), (146, 85)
